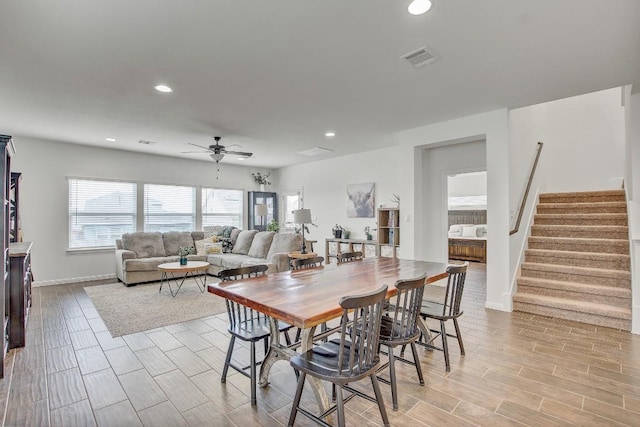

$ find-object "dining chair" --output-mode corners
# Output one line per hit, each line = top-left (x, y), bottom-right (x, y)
(416, 263), (468, 372)
(290, 256), (324, 270)
(291, 256), (325, 342)
(218, 265), (293, 405)
(336, 251), (363, 264)
(288, 285), (390, 427)
(377, 274), (427, 411)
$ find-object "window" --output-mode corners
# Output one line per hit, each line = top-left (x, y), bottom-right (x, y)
(202, 188), (243, 228)
(144, 184), (196, 232)
(68, 178), (137, 249)
(282, 189), (302, 230)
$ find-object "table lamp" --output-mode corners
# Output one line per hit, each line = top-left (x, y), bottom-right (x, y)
(255, 204), (268, 230)
(293, 208), (312, 254)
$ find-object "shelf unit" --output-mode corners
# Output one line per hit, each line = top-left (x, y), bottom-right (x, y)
(248, 191), (277, 232)
(9, 242), (32, 349)
(0, 134), (15, 378)
(324, 237), (378, 264)
(377, 207), (400, 259)
(9, 172), (21, 243)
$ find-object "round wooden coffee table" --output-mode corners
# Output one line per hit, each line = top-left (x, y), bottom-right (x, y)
(158, 261), (210, 297)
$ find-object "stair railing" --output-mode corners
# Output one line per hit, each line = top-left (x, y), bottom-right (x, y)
(510, 142), (544, 235)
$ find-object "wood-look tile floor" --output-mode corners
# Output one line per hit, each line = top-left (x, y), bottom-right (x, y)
(2, 262), (640, 426)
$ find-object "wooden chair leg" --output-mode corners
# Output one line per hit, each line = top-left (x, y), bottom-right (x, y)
(336, 385), (346, 427)
(453, 318), (465, 355)
(250, 341), (257, 405)
(388, 346), (398, 411)
(409, 342), (425, 385)
(288, 372), (306, 427)
(440, 320), (450, 372)
(221, 336), (235, 383)
(370, 374), (390, 427)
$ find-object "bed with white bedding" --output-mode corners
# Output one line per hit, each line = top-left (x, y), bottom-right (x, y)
(448, 224), (487, 263)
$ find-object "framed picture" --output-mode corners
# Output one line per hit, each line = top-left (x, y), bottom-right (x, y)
(347, 183), (375, 218)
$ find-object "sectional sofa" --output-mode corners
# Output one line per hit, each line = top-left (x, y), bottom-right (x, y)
(115, 230), (303, 286)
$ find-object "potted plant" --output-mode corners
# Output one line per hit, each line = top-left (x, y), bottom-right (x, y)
(342, 228), (351, 239)
(332, 224), (343, 238)
(251, 172), (271, 191)
(364, 226), (373, 240)
(266, 219), (280, 232)
(178, 246), (195, 265)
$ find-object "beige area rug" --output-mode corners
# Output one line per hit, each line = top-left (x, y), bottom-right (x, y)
(83, 278), (228, 337)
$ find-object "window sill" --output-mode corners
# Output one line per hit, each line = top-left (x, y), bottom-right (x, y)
(66, 246), (116, 254)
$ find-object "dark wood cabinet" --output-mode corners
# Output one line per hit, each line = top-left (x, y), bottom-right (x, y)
(9, 242), (32, 349)
(248, 191), (277, 231)
(0, 135), (15, 377)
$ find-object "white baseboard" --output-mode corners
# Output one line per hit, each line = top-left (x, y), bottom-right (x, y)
(485, 301), (510, 312)
(33, 273), (117, 287)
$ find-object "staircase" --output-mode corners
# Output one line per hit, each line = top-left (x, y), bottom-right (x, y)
(513, 190), (632, 330)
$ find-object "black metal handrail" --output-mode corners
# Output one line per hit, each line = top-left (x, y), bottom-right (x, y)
(510, 142), (544, 235)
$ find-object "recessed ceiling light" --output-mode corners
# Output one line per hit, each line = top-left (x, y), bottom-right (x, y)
(105, 138), (116, 142)
(154, 84), (173, 93)
(325, 132), (336, 137)
(408, 0), (432, 15)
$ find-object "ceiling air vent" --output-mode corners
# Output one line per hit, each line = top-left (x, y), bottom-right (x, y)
(138, 139), (158, 145)
(402, 47), (437, 68)
(297, 147), (332, 156)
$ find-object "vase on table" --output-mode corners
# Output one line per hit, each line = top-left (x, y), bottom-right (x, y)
(259, 183), (265, 191)
(179, 256), (188, 266)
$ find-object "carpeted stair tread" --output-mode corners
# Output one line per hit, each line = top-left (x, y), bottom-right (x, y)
(513, 301), (631, 330)
(533, 213), (628, 226)
(524, 249), (630, 269)
(517, 276), (631, 298)
(527, 236), (629, 254)
(537, 201), (627, 214)
(520, 262), (630, 288)
(530, 225), (628, 239)
(513, 293), (631, 320)
(539, 190), (626, 204)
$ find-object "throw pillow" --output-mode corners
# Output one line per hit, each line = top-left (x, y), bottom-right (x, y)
(194, 236), (219, 255)
(476, 224), (488, 237)
(162, 231), (195, 256)
(122, 232), (166, 258)
(232, 230), (259, 255)
(461, 226), (477, 238)
(247, 231), (275, 259)
(266, 233), (303, 260)
(204, 242), (223, 254)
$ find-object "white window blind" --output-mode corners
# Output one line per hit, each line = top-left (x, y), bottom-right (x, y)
(144, 184), (196, 232)
(68, 178), (137, 249)
(202, 188), (243, 228)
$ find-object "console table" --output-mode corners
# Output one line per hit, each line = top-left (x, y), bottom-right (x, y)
(324, 237), (378, 264)
(9, 241), (32, 349)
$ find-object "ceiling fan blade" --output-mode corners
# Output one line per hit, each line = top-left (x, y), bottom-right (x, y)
(188, 143), (212, 150)
(224, 150), (253, 157)
(180, 150), (211, 154)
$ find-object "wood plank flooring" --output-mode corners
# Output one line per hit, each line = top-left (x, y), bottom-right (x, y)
(1, 262), (640, 426)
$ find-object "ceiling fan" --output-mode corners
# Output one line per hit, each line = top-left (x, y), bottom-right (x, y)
(183, 136), (253, 163)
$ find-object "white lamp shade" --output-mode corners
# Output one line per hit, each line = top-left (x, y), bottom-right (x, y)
(293, 208), (312, 224)
(255, 204), (268, 217)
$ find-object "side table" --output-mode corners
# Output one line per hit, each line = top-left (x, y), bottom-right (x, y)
(158, 261), (210, 297)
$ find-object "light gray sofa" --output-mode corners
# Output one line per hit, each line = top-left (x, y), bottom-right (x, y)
(115, 230), (302, 286)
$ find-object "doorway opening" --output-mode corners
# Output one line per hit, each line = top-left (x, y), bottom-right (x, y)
(447, 171), (487, 264)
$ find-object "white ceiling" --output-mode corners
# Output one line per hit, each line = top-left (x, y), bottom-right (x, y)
(1, 0), (639, 168)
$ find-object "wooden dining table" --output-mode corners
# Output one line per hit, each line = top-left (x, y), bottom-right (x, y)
(207, 257), (449, 415)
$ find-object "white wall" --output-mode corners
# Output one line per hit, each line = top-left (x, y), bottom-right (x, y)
(12, 136), (266, 284)
(448, 171), (487, 198)
(423, 141), (486, 262)
(274, 146), (400, 257)
(626, 91), (640, 333)
(397, 109), (511, 311)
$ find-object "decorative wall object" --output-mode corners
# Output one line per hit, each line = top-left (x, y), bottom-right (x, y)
(347, 183), (375, 218)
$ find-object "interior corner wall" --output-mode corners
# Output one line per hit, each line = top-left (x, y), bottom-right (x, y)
(397, 109), (511, 311)
(422, 141), (486, 262)
(627, 91), (640, 334)
(11, 136), (259, 283)
(273, 146), (400, 258)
